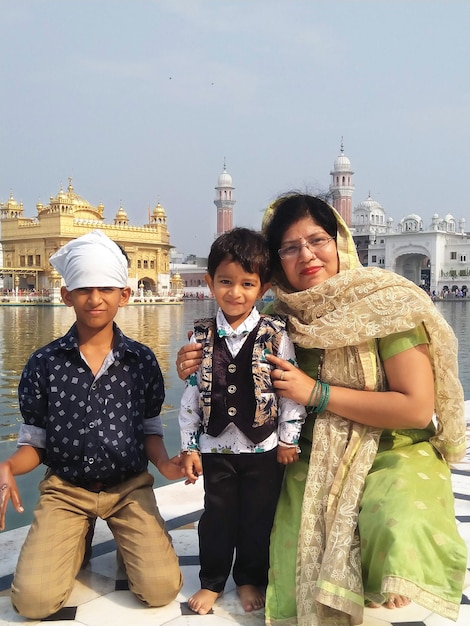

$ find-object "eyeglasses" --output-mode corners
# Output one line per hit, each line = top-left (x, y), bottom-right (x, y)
(278, 236), (335, 260)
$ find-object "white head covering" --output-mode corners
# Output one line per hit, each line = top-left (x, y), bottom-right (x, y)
(49, 230), (128, 291)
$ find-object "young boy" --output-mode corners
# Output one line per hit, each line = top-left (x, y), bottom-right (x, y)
(0, 230), (182, 619)
(178, 227), (306, 615)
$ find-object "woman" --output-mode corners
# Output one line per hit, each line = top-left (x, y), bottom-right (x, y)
(177, 194), (467, 625)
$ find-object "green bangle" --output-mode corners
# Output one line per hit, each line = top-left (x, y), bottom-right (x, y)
(315, 382), (331, 414)
(307, 381), (331, 414)
(306, 381), (320, 410)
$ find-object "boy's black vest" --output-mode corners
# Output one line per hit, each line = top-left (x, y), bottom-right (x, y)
(193, 315), (285, 444)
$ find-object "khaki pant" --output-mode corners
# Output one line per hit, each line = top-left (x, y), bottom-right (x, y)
(11, 471), (183, 619)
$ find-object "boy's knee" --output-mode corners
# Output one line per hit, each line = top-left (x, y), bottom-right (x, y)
(11, 586), (68, 620)
(132, 570), (183, 607)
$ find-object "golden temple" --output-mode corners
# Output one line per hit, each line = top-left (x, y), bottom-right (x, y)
(0, 178), (183, 302)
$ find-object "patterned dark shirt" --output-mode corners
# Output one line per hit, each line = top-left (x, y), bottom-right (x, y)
(18, 322), (165, 484)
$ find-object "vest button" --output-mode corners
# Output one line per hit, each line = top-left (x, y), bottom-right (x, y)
(228, 385), (237, 394)
(228, 364), (236, 373)
(228, 407), (237, 417)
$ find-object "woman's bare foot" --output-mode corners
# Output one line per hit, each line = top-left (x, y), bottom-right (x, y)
(188, 589), (221, 615)
(384, 594), (411, 609)
(237, 584), (265, 612)
(368, 594), (411, 609)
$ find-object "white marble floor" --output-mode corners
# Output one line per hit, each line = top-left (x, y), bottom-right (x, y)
(2, 425), (470, 626)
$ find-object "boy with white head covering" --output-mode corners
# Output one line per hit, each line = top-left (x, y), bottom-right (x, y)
(0, 230), (183, 619)
(50, 229), (129, 291)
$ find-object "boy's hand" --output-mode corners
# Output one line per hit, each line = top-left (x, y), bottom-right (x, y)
(181, 451), (202, 484)
(0, 462), (23, 531)
(277, 446), (300, 465)
(158, 454), (184, 481)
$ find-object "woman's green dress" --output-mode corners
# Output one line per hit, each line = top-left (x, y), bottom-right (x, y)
(265, 328), (467, 624)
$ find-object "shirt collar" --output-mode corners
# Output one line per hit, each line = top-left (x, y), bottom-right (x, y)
(57, 322), (141, 360)
(216, 307), (260, 338)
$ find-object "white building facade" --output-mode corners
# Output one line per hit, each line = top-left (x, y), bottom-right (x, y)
(365, 213), (469, 296)
(172, 150), (470, 299)
(331, 144), (470, 297)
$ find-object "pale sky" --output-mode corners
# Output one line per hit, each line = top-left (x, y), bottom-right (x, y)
(1, 0), (469, 257)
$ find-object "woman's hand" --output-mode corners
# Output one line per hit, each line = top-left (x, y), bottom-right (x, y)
(175, 332), (203, 380)
(266, 353), (315, 407)
(270, 344), (435, 430)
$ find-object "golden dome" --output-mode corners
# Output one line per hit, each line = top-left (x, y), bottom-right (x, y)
(41, 177), (104, 220)
(153, 202), (166, 217)
(114, 204), (129, 225)
(52, 178), (92, 208)
(7, 192), (18, 206)
(116, 205), (128, 219)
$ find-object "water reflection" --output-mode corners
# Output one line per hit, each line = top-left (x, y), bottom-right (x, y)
(435, 300), (470, 391)
(0, 301), (219, 439)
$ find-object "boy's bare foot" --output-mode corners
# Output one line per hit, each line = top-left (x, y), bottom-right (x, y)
(237, 584), (265, 612)
(368, 594), (411, 609)
(188, 589), (221, 615)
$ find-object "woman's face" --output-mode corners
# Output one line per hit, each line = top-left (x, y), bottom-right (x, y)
(279, 216), (339, 291)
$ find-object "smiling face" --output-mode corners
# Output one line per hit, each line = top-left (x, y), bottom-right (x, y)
(279, 216), (339, 291)
(205, 259), (268, 329)
(61, 286), (131, 333)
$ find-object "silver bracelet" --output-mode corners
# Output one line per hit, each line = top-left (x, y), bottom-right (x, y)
(278, 440), (301, 453)
(179, 449), (200, 456)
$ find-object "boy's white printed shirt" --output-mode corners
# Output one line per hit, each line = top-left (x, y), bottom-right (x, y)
(178, 307), (306, 454)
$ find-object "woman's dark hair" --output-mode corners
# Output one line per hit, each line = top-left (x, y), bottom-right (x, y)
(207, 227), (271, 285)
(263, 193), (337, 285)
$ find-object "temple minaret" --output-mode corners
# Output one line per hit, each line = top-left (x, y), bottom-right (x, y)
(329, 140), (355, 226)
(214, 159), (235, 237)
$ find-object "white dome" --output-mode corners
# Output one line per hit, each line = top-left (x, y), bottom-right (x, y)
(334, 153), (351, 171)
(217, 168), (233, 187)
(331, 141), (353, 173)
(356, 195), (384, 214)
(404, 213), (422, 222)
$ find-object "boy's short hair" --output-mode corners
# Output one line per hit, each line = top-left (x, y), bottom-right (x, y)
(207, 228), (271, 285)
(115, 243), (130, 267)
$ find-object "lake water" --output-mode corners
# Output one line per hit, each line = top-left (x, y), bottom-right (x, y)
(0, 298), (468, 530)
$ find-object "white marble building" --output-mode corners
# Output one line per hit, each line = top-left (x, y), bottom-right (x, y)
(329, 145), (469, 296)
(176, 148), (470, 299)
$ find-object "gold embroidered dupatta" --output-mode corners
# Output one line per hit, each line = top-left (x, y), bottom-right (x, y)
(271, 210), (466, 626)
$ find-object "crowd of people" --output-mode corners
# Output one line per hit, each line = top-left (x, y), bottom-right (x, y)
(0, 193), (467, 625)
